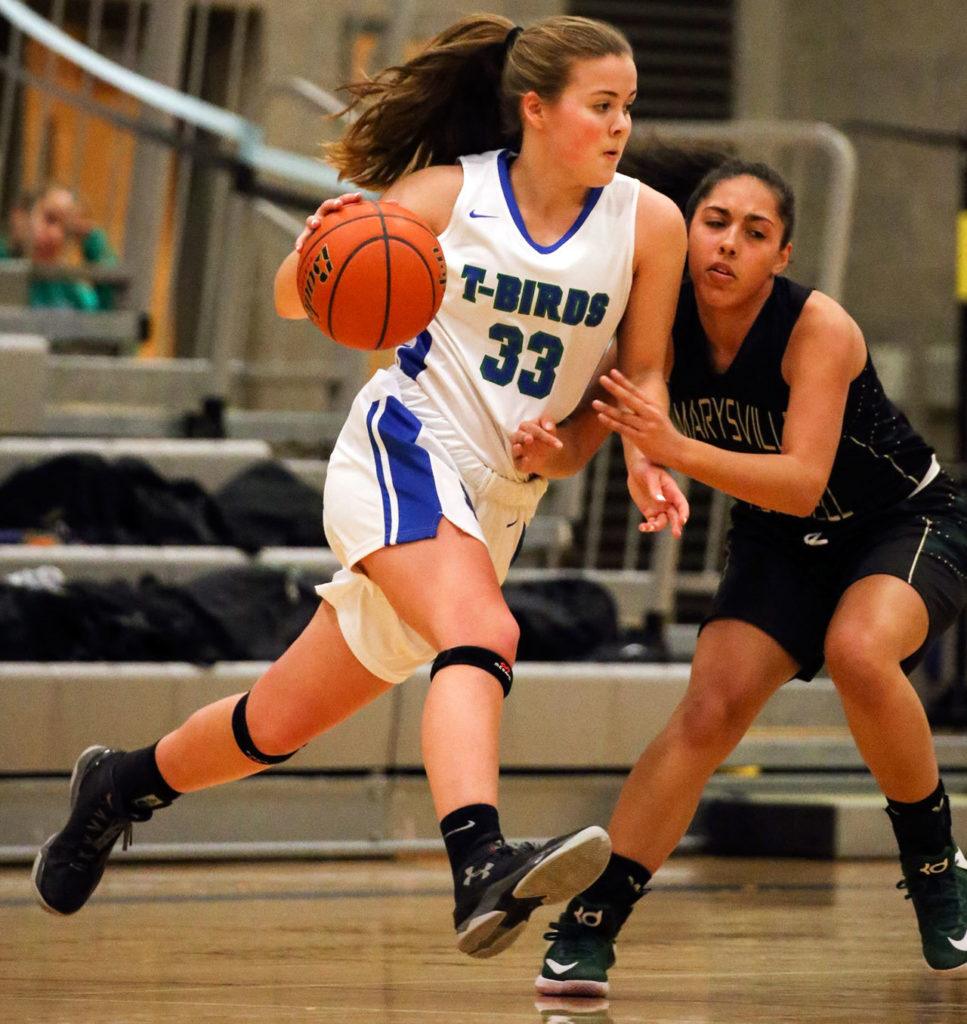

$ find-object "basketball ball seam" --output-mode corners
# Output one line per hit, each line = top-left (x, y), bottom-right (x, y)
(385, 234), (441, 331)
(374, 203), (392, 349)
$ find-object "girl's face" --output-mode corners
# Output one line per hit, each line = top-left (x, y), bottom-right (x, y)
(687, 175), (792, 309)
(28, 188), (76, 263)
(525, 53), (637, 187)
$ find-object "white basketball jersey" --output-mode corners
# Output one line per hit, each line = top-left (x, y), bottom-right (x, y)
(392, 149), (639, 479)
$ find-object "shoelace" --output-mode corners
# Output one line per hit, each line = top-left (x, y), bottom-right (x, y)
(70, 802), (135, 870)
(542, 917), (612, 952)
(897, 875), (963, 931)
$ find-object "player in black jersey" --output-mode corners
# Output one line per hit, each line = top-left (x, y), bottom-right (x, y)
(518, 159), (967, 993)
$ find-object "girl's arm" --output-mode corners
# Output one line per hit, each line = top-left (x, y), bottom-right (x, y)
(596, 291), (867, 516)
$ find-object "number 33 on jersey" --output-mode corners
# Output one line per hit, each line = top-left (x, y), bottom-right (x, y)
(394, 148), (639, 477)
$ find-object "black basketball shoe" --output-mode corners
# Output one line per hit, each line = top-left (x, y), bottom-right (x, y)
(32, 746), (157, 915)
(898, 845), (967, 973)
(453, 826), (611, 958)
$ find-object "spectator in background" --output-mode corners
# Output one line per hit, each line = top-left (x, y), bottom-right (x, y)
(0, 184), (117, 310)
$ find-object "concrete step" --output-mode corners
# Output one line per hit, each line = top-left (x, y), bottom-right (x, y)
(44, 403), (347, 447)
(0, 435), (329, 499)
(698, 774), (967, 857)
(0, 436), (273, 491)
(46, 355), (359, 414)
(0, 661), (889, 776)
(0, 307), (146, 354)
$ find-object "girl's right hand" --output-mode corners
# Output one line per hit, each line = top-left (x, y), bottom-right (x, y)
(294, 192), (363, 252)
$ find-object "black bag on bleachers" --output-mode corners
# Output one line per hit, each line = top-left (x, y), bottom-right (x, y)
(0, 565), (315, 663)
(214, 460), (326, 552)
(0, 577), (233, 662)
(0, 453), (234, 545)
(502, 576), (619, 661)
(182, 565), (319, 660)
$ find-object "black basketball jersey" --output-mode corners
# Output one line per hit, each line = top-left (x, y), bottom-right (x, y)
(668, 275), (936, 527)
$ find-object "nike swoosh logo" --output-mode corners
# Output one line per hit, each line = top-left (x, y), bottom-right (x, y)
(949, 930), (967, 951)
(469, 210), (499, 219)
(545, 959), (579, 975)
(442, 820), (475, 839)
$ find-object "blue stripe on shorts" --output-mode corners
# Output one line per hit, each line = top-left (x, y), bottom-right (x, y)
(367, 396), (442, 545)
(365, 400), (393, 545)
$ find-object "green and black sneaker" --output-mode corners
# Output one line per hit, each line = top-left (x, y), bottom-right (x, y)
(898, 845), (967, 973)
(535, 897), (631, 998)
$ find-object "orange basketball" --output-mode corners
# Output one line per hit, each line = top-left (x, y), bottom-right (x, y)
(296, 200), (447, 350)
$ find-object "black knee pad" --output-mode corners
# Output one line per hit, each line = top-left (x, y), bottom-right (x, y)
(231, 692), (299, 765)
(430, 646), (514, 697)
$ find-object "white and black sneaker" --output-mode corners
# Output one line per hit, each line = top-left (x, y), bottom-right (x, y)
(32, 746), (155, 915)
(453, 826), (611, 959)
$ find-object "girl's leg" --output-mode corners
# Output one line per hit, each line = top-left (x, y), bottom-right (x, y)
(823, 574), (935, 801)
(536, 619), (796, 997)
(824, 573), (967, 974)
(156, 600), (392, 792)
(359, 517), (519, 819)
(32, 601), (391, 916)
(608, 618), (796, 872)
(361, 518), (610, 956)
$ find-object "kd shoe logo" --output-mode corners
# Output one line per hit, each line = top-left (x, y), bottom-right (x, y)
(920, 858), (950, 875)
(803, 532), (828, 546)
(573, 907), (603, 928)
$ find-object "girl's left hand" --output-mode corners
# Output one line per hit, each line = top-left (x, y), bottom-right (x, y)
(593, 368), (684, 467)
(294, 192), (364, 253)
(511, 418), (563, 475)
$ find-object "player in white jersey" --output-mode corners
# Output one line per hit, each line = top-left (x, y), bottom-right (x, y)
(32, 14), (687, 961)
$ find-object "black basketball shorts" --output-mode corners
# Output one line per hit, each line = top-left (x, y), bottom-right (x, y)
(704, 478), (967, 680)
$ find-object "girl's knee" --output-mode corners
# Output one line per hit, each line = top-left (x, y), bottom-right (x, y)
(675, 681), (759, 750)
(824, 626), (896, 692)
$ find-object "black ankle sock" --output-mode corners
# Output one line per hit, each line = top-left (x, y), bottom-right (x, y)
(886, 780), (953, 856)
(113, 744), (181, 813)
(581, 852), (652, 909)
(440, 803), (502, 878)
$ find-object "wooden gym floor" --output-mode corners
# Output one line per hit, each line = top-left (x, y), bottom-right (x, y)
(2, 854), (965, 1023)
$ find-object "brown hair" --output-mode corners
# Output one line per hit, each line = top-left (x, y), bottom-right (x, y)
(327, 14), (633, 189)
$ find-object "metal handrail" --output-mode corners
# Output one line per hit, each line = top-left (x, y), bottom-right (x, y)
(0, 0), (363, 195)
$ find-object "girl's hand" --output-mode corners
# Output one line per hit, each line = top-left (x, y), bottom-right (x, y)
(627, 459), (689, 537)
(294, 192), (363, 252)
(593, 368), (684, 468)
(511, 418), (564, 476)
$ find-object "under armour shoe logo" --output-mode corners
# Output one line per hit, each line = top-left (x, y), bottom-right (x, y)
(573, 907), (603, 928)
(132, 793), (167, 810)
(463, 862), (494, 887)
(803, 532), (828, 546)
(920, 858), (950, 875)
(628, 875), (644, 894)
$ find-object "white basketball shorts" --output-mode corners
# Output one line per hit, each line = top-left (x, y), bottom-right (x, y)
(317, 369), (547, 683)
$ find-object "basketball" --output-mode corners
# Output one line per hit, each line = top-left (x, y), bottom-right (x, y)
(296, 200), (447, 350)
